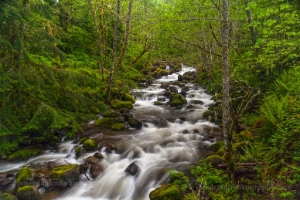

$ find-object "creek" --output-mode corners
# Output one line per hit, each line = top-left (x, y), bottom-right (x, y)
(0, 66), (220, 200)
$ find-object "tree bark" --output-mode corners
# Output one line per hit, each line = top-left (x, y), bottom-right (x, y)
(116, 0), (134, 73)
(221, 0), (236, 180)
(108, 0), (121, 100)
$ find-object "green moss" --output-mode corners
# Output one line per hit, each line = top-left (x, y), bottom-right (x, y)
(0, 193), (18, 200)
(154, 101), (162, 105)
(149, 184), (183, 200)
(79, 137), (87, 144)
(203, 110), (213, 119)
(123, 93), (135, 103)
(194, 100), (204, 104)
(183, 193), (199, 200)
(110, 99), (133, 109)
(209, 192), (225, 200)
(102, 111), (116, 118)
(7, 150), (41, 161)
(83, 139), (97, 151)
(17, 185), (34, 193)
(205, 155), (224, 165)
(111, 123), (127, 131)
(209, 141), (224, 152)
(51, 164), (78, 180)
(216, 146), (225, 156)
(128, 118), (143, 128)
(170, 99), (183, 107)
(170, 93), (187, 107)
(239, 130), (253, 140)
(16, 167), (33, 184)
(94, 117), (116, 128)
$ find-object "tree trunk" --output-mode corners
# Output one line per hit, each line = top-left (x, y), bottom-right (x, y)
(116, 0), (134, 73)
(108, 0), (121, 100)
(221, 0), (236, 180)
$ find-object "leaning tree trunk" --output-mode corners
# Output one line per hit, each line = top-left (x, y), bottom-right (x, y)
(221, 0), (236, 180)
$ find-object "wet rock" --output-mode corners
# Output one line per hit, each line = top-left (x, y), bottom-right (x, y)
(79, 163), (88, 174)
(192, 129), (199, 134)
(182, 130), (189, 134)
(16, 185), (40, 200)
(183, 71), (197, 81)
(16, 166), (34, 188)
(186, 104), (196, 109)
(82, 139), (98, 151)
(178, 75), (183, 81)
(0, 173), (14, 187)
(169, 87), (178, 94)
(157, 117), (168, 128)
(93, 152), (104, 160)
(193, 100), (204, 105)
(149, 183), (183, 200)
(160, 83), (169, 89)
(128, 118), (143, 129)
(157, 96), (166, 102)
(40, 178), (51, 189)
(51, 164), (79, 187)
(181, 86), (189, 92)
(85, 156), (100, 164)
(90, 163), (104, 179)
(75, 146), (87, 158)
(125, 162), (139, 176)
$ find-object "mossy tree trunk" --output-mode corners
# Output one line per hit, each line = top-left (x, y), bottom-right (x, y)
(221, 0), (236, 180)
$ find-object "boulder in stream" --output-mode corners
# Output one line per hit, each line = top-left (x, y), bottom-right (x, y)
(16, 185), (40, 200)
(149, 183), (183, 200)
(0, 173), (14, 187)
(125, 161), (139, 176)
(51, 164), (79, 187)
(90, 163), (104, 179)
(16, 166), (34, 188)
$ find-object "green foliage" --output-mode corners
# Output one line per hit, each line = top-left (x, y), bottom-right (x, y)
(7, 150), (42, 161)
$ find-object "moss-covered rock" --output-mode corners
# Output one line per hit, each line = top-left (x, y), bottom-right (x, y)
(209, 141), (224, 152)
(51, 164), (79, 187)
(169, 92), (187, 107)
(202, 110), (214, 119)
(82, 139), (97, 151)
(102, 111), (117, 118)
(194, 100), (204, 104)
(16, 185), (40, 200)
(111, 123), (127, 131)
(110, 99), (133, 109)
(79, 137), (88, 144)
(128, 118), (143, 129)
(122, 93), (135, 103)
(7, 150), (41, 161)
(205, 155), (225, 167)
(149, 184), (183, 200)
(183, 193), (199, 200)
(16, 167), (34, 187)
(154, 101), (162, 105)
(75, 146), (86, 158)
(0, 193), (18, 200)
(94, 117), (116, 128)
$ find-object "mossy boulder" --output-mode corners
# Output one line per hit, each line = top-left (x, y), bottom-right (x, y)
(0, 193), (18, 200)
(110, 99), (133, 109)
(16, 167), (34, 187)
(154, 101), (162, 105)
(183, 193), (199, 200)
(169, 92), (187, 107)
(94, 117), (116, 128)
(202, 110), (214, 119)
(102, 111), (117, 118)
(205, 155), (225, 167)
(7, 150), (41, 161)
(150, 67), (169, 79)
(209, 141), (224, 152)
(122, 93), (135, 103)
(82, 139), (97, 151)
(75, 146), (86, 158)
(111, 123), (127, 131)
(16, 185), (40, 200)
(128, 118), (143, 129)
(149, 184), (183, 200)
(51, 164), (79, 187)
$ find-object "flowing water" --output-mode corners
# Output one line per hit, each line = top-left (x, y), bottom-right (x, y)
(0, 66), (219, 200)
